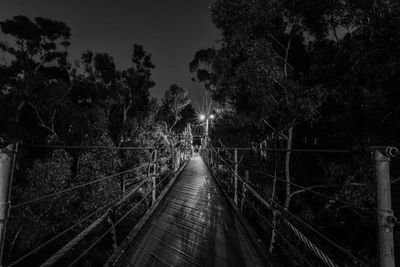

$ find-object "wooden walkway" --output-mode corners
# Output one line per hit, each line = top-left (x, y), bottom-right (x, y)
(108, 155), (273, 267)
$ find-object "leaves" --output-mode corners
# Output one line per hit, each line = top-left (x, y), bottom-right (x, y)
(0, 15), (185, 264)
(158, 84), (191, 133)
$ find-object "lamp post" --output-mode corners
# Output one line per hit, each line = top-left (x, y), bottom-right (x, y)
(199, 114), (215, 147)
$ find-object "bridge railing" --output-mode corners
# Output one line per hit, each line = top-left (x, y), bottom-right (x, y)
(1, 143), (191, 266)
(201, 145), (397, 267)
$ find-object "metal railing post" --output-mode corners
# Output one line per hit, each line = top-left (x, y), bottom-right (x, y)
(234, 148), (238, 204)
(217, 148), (220, 172)
(152, 149), (158, 204)
(174, 148), (178, 172)
(241, 170), (248, 212)
(373, 147), (396, 267)
(210, 148), (213, 166)
(0, 142), (18, 266)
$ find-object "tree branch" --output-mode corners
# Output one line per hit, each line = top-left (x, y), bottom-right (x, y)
(262, 117), (288, 140)
(269, 33), (287, 51)
(289, 185), (327, 199)
(29, 102), (59, 141)
(169, 117), (178, 134)
(391, 177), (400, 184)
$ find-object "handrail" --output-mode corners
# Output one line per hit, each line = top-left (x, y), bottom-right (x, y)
(203, 146), (369, 267)
(7, 143), (192, 266)
(37, 177), (151, 267)
(211, 147), (369, 154)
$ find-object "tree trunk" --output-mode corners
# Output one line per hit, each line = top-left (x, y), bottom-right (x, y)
(269, 209), (278, 253)
(169, 117), (178, 134)
(284, 124), (294, 210)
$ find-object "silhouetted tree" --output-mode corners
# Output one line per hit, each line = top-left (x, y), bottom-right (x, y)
(158, 84), (191, 134)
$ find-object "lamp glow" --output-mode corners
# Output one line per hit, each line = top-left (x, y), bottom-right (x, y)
(199, 114), (206, 121)
(209, 114), (215, 119)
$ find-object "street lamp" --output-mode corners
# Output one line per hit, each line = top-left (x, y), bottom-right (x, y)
(198, 114), (215, 147)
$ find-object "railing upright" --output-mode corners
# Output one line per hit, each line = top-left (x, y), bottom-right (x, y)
(0, 142), (18, 266)
(152, 149), (158, 204)
(234, 148), (238, 205)
(210, 148), (213, 166)
(217, 148), (220, 169)
(241, 170), (248, 212)
(373, 147), (396, 267)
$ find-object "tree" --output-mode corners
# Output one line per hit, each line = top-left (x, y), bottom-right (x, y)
(70, 45), (156, 146)
(158, 84), (191, 134)
(192, 0), (400, 261)
(189, 48), (217, 91)
(0, 15), (188, 266)
(0, 15), (71, 142)
(205, 0), (328, 213)
(173, 103), (196, 133)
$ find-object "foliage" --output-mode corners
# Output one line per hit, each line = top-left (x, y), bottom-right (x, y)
(190, 0), (400, 265)
(158, 84), (191, 133)
(0, 15), (188, 265)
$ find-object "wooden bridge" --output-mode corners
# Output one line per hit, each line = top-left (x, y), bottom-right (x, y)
(106, 154), (273, 266)
(0, 132), (397, 266)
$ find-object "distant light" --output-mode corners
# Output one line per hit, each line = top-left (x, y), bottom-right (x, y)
(199, 114), (206, 121)
(209, 114), (215, 119)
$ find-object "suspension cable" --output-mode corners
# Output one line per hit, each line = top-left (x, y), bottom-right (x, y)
(209, 148), (369, 266)
(12, 165), (146, 209)
(211, 145), (374, 215)
(211, 147), (369, 154)
(9, 191), (126, 266)
(209, 148), (273, 191)
(67, 190), (152, 266)
(266, 196), (369, 266)
(251, 168), (376, 216)
(156, 170), (175, 187)
(212, 147), (375, 220)
(245, 200), (315, 267)
(22, 144), (155, 150)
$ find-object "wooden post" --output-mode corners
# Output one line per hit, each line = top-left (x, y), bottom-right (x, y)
(373, 148), (396, 267)
(152, 149), (158, 204)
(234, 148), (238, 204)
(0, 142), (18, 266)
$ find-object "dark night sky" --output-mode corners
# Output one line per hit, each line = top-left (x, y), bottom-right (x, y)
(0, 0), (220, 109)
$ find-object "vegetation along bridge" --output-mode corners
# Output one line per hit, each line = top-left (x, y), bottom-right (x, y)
(0, 124), (398, 266)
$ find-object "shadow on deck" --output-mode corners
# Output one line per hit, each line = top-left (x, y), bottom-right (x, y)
(107, 155), (274, 267)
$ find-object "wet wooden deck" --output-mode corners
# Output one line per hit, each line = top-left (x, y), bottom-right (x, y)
(108, 155), (273, 267)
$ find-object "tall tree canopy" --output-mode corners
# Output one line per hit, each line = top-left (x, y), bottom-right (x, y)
(190, 1), (400, 264)
(158, 84), (191, 133)
(0, 15), (185, 265)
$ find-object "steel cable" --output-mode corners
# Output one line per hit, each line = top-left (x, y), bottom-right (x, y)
(22, 144), (155, 150)
(209, 148), (369, 266)
(211, 147), (369, 154)
(67, 190), (152, 266)
(12, 165), (146, 208)
(245, 200), (315, 267)
(210, 146), (373, 215)
(251, 168), (376, 217)
(265, 195), (370, 267)
(9, 191), (126, 266)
